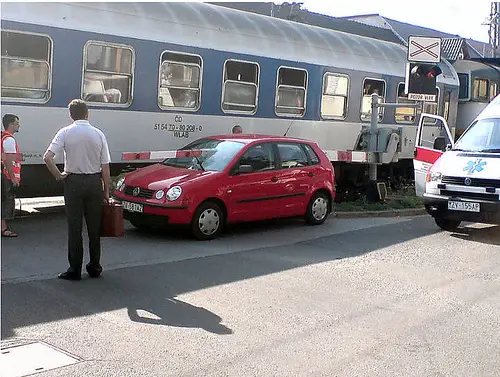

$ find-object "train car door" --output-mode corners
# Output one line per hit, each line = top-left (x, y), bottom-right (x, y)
(413, 113), (454, 197)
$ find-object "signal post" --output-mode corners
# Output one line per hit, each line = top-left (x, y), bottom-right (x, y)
(366, 35), (442, 202)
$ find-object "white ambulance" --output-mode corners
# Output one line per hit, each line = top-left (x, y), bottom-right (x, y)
(413, 95), (500, 231)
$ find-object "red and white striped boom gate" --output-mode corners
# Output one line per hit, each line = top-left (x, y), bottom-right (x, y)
(121, 149), (370, 163)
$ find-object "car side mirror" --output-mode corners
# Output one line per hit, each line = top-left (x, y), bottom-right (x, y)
(238, 164), (253, 174)
(433, 136), (446, 152)
(445, 143), (452, 151)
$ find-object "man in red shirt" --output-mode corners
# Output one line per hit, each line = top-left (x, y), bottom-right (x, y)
(1, 114), (21, 237)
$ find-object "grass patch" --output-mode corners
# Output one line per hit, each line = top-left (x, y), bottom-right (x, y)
(335, 186), (424, 212)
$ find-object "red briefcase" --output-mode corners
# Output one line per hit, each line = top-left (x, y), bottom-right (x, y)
(101, 200), (125, 237)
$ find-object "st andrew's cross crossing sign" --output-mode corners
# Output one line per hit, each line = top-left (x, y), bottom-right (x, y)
(407, 36), (441, 63)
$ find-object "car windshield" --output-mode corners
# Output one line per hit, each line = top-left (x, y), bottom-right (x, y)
(162, 138), (246, 171)
(453, 117), (500, 153)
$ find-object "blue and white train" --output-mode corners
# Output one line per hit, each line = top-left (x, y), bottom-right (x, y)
(0, 1), (491, 199)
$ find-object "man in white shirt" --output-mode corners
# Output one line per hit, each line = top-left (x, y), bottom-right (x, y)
(1, 114), (21, 237)
(43, 99), (111, 281)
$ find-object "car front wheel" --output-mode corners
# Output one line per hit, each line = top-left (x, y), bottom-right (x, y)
(191, 201), (224, 240)
(305, 191), (330, 225)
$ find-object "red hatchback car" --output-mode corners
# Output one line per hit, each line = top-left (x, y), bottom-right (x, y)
(113, 134), (335, 240)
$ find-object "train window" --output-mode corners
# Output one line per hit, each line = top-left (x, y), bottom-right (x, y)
(473, 79), (489, 102)
(1, 30), (52, 103)
(275, 67), (307, 117)
(490, 82), (498, 101)
(395, 83), (416, 124)
(82, 41), (134, 106)
(423, 87), (439, 125)
(159, 51), (202, 111)
(221, 60), (259, 114)
(458, 73), (469, 100)
(321, 73), (349, 119)
(444, 90), (451, 122)
(360, 78), (385, 121)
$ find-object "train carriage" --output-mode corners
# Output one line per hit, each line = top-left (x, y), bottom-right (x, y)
(453, 58), (500, 140)
(1, 1), (460, 198)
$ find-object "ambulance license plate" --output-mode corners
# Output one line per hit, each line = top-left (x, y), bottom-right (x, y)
(447, 201), (480, 213)
(122, 201), (143, 213)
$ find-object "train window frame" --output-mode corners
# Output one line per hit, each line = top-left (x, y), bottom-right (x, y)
(458, 72), (470, 102)
(472, 78), (489, 102)
(158, 50), (203, 112)
(422, 87), (440, 125)
(1, 29), (54, 104)
(443, 90), (451, 122)
(221, 58), (260, 115)
(81, 40), (135, 108)
(320, 72), (350, 120)
(360, 77), (386, 122)
(274, 65), (308, 118)
(395, 82), (417, 125)
(490, 82), (498, 101)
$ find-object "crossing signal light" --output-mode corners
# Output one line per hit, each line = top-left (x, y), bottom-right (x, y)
(411, 64), (442, 79)
(406, 63), (442, 101)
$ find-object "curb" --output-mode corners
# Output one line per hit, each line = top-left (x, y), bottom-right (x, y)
(333, 207), (427, 219)
(12, 205), (427, 220)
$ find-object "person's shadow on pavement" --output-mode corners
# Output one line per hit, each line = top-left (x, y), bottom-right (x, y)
(127, 296), (233, 335)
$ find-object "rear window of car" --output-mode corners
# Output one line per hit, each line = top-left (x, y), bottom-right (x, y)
(303, 144), (320, 164)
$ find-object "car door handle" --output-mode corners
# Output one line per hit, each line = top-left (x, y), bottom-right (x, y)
(308, 172), (315, 177)
(271, 176), (279, 182)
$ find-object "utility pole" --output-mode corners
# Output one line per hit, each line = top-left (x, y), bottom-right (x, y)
(486, 2), (500, 57)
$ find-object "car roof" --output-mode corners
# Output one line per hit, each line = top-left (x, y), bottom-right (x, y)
(204, 134), (316, 145)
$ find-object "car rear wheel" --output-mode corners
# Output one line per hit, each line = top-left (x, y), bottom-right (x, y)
(305, 191), (330, 225)
(434, 217), (461, 231)
(191, 201), (224, 240)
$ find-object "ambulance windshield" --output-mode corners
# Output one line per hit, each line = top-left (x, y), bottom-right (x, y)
(453, 117), (500, 153)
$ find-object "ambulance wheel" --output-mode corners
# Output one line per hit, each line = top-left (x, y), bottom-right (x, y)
(434, 217), (461, 232)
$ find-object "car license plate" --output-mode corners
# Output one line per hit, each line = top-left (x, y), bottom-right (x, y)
(122, 201), (143, 213)
(447, 201), (480, 213)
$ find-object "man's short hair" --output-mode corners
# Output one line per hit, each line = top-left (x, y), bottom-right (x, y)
(2, 114), (19, 130)
(68, 99), (88, 121)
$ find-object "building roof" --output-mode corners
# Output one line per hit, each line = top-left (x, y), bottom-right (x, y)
(343, 14), (488, 59)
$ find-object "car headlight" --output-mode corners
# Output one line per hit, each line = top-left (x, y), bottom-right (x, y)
(166, 186), (182, 201)
(116, 177), (125, 191)
(426, 171), (442, 182)
(155, 190), (165, 200)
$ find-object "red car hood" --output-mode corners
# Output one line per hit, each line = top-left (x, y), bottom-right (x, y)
(125, 163), (215, 190)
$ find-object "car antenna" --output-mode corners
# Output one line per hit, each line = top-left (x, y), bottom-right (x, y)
(283, 121), (294, 137)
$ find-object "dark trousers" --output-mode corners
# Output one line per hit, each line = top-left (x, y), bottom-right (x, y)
(63, 173), (103, 276)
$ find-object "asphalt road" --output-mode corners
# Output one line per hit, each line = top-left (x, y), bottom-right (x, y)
(1, 211), (500, 377)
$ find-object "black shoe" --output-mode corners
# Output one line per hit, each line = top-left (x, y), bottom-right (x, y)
(86, 265), (102, 278)
(58, 272), (81, 281)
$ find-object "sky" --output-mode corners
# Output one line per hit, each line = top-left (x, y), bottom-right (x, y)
(297, 0), (493, 43)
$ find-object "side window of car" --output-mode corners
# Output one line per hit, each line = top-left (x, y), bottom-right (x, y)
(238, 143), (276, 173)
(303, 144), (320, 165)
(276, 143), (309, 168)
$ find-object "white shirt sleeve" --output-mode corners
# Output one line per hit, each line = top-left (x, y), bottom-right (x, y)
(2, 137), (16, 153)
(100, 132), (111, 164)
(47, 128), (66, 156)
